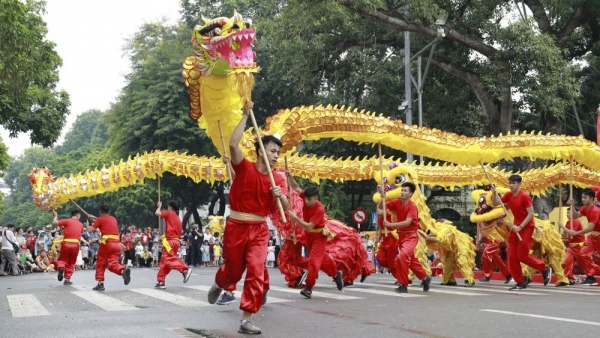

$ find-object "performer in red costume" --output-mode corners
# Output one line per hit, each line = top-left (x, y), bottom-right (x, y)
(52, 209), (84, 285)
(492, 175), (552, 290)
(207, 101), (288, 335)
(564, 188), (600, 286)
(86, 204), (131, 291)
(154, 200), (192, 289)
(374, 212), (399, 282)
(286, 174), (343, 298)
(377, 182), (431, 293)
(559, 208), (585, 285)
(477, 235), (511, 284)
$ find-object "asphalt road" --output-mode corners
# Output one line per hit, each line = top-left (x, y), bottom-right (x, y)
(1, 267), (599, 338)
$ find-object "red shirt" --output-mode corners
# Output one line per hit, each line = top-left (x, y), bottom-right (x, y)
(141, 233), (150, 244)
(229, 158), (286, 217)
(92, 215), (119, 237)
(377, 212), (395, 233)
(501, 190), (534, 227)
(579, 204), (600, 232)
(161, 210), (182, 239)
(299, 191), (326, 229)
(57, 219), (83, 241)
(565, 219), (584, 243)
(385, 199), (419, 231)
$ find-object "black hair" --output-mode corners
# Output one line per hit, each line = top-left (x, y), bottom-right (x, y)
(99, 204), (110, 214)
(508, 174), (522, 183)
(168, 200), (180, 214)
(304, 185), (319, 198)
(254, 135), (282, 155)
(71, 209), (81, 217)
(582, 188), (596, 199)
(401, 182), (416, 193)
(7, 224), (15, 229)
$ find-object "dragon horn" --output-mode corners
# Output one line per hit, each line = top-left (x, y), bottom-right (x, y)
(201, 14), (210, 25)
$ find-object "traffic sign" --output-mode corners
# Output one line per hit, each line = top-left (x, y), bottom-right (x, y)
(352, 208), (367, 224)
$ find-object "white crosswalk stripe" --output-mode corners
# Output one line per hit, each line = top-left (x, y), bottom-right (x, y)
(185, 285), (293, 303)
(7, 294), (50, 318)
(357, 282), (487, 296)
(268, 285), (362, 300)
(130, 288), (209, 307)
(71, 291), (140, 311)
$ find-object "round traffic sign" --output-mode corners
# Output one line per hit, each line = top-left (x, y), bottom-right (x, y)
(352, 208), (367, 224)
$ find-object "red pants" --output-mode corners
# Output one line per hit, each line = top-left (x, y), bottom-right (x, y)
(215, 219), (270, 313)
(95, 240), (125, 282)
(564, 244), (584, 279)
(481, 239), (510, 277)
(56, 242), (79, 280)
(301, 232), (337, 288)
(376, 235), (399, 279)
(507, 226), (545, 284)
(396, 233), (427, 286)
(578, 235), (600, 276)
(157, 240), (188, 283)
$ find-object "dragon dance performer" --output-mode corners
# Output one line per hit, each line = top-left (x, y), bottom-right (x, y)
(154, 200), (192, 289)
(378, 182), (431, 293)
(563, 189), (600, 286)
(559, 208), (585, 285)
(207, 101), (289, 335)
(477, 233), (511, 284)
(286, 173), (344, 298)
(86, 204), (131, 291)
(52, 209), (84, 285)
(491, 175), (552, 290)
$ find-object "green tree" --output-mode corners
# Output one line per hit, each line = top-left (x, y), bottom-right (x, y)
(0, 0), (70, 148)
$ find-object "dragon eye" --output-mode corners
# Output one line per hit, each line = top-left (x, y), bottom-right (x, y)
(478, 196), (485, 203)
(395, 174), (407, 185)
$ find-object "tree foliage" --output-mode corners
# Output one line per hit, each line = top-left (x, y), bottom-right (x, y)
(0, 0), (70, 149)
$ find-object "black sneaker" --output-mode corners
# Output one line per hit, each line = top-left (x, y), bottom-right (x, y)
(238, 320), (261, 334)
(93, 283), (105, 291)
(479, 276), (490, 282)
(63, 280), (73, 286)
(207, 284), (223, 304)
(542, 267), (552, 286)
(57, 268), (64, 282)
(422, 276), (431, 292)
(122, 268), (131, 285)
(300, 287), (312, 299)
(395, 285), (408, 293)
(568, 279), (575, 286)
(262, 290), (268, 305)
(155, 282), (166, 289)
(524, 277), (532, 285)
(509, 283), (526, 291)
(580, 276), (598, 286)
(504, 274), (512, 284)
(182, 268), (192, 283)
(440, 280), (457, 286)
(296, 271), (308, 288)
(343, 282), (354, 288)
(360, 273), (367, 283)
(556, 282), (568, 287)
(334, 271), (343, 290)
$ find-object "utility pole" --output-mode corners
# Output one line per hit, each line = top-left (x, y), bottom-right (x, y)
(404, 1), (413, 163)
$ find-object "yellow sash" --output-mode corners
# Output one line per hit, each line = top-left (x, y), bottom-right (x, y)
(61, 238), (80, 244)
(229, 210), (267, 221)
(569, 242), (584, 247)
(101, 234), (120, 244)
(307, 226), (336, 241)
(161, 235), (180, 254)
(590, 231), (600, 236)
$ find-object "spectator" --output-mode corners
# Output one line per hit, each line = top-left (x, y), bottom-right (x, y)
(214, 241), (222, 266)
(25, 230), (36, 258)
(180, 239), (187, 263)
(35, 250), (55, 272)
(152, 240), (161, 266)
(89, 229), (100, 268)
(134, 241), (144, 267)
(1, 224), (20, 276)
(266, 240), (276, 268)
(201, 240), (210, 267)
(140, 246), (153, 267)
(81, 243), (90, 269)
(190, 224), (204, 267)
(141, 228), (150, 248)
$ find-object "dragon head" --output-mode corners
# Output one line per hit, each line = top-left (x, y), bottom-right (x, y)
(28, 166), (55, 210)
(469, 187), (509, 241)
(372, 162), (419, 204)
(191, 11), (258, 76)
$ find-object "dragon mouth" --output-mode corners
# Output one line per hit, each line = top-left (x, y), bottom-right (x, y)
(207, 28), (258, 72)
